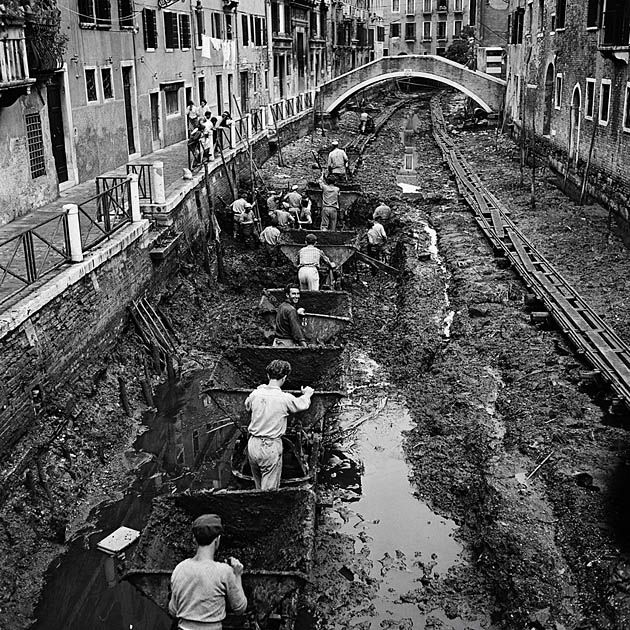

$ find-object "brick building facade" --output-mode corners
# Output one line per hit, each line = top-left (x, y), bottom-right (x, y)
(505, 0), (630, 221)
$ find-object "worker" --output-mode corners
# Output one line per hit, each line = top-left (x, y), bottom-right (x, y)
(297, 196), (313, 229)
(169, 514), (247, 629)
(318, 174), (340, 231)
(245, 359), (314, 490)
(230, 195), (251, 240)
(367, 218), (387, 274)
(298, 234), (336, 291)
(239, 205), (257, 248)
(359, 112), (374, 134)
(373, 202), (392, 224)
(273, 284), (307, 347)
(275, 204), (295, 231)
(259, 223), (281, 267)
(266, 190), (280, 216)
(285, 185), (302, 210)
(327, 140), (348, 181)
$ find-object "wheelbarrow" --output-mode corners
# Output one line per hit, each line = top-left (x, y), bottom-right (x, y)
(125, 487), (316, 630)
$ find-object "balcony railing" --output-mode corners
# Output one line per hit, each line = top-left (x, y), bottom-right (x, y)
(25, 14), (66, 79)
(600, 6), (630, 48)
(0, 22), (36, 106)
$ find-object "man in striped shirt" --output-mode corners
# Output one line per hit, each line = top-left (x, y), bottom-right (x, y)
(298, 234), (337, 291)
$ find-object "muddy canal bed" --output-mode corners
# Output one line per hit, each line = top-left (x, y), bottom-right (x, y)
(2, 92), (630, 630)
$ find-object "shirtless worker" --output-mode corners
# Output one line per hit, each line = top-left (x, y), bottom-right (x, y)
(245, 359), (314, 490)
(273, 284), (307, 347)
(298, 234), (336, 291)
(169, 514), (247, 630)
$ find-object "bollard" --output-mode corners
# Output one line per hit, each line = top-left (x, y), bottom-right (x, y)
(151, 161), (166, 205)
(63, 204), (84, 263)
(128, 173), (141, 222)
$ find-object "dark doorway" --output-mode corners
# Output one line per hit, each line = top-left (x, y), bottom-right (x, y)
(150, 92), (161, 150)
(297, 31), (305, 91)
(543, 63), (554, 136)
(216, 75), (223, 114)
(46, 75), (68, 184)
(240, 71), (249, 112)
(278, 56), (285, 98)
(122, 66), (136, 155)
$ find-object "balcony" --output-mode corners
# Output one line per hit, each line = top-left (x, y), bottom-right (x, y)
(0, 20), (36, 108)
(272, 31), (292, 49)
(599, 4), (630, 62)
(24, 12), (65, 80)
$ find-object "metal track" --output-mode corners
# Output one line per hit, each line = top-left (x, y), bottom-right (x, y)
(430, 96), (630, 412)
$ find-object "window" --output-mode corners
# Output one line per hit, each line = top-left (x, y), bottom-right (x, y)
(554, 73), (562, 108)
(405, 21), (416, 39)
(179, 14), (191, 48)
(143, 8), (158, 49)
(225, 14), (233, 39)
(118, 0), (133, 28)
(78, 0), (111, 27)
(164, 12), (180, 49)
(423, 0), (431, 10)
(585, 78), (595, 119)
(512, 7), (524, 43)
(454, 0), (462, 10)
(587, 0), (599, 28)
(422, 21), (431, 39)
(390, 22), (400, 37)
(538, 0), (544, 30)
(454, 19), (462, 36)
(241, 15), (249, 45)
(165, 88), (180, 116)
(555, 0), (565, 29)
(437, 20), (446, 39)
(383, 47), (389, 55)
(601, 0), (630, 46)
(212, 13), (223, 38)
(623, 83), (630, 132)
(377, 25), (385, 41)
(436, 46), (446, 55)
(198, 77), (205, 103)
(437, 0), (447, 10)
(101, 67), (113, 99)
(406, 0), (414, 15)
(599, 80), (611, 125)
(392, 0), (400, 12)
(85, 68), (98, 102)
(469, 0), (476, 23)
(195, 8), (204, 47)
(25, 113), (46, 179)
(271, 2), (279, 33)
(551, 12), (556, 31)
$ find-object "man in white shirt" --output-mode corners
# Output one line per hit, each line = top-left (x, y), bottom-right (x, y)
(326, 140), (348, 181)
(169, 514), (247, 630)
(367, 218), (387, 271)
(259, 224), (281, 267)
(245, 360), (314, 490)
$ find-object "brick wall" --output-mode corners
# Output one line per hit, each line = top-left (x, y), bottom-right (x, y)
(0, 110), (313, 454)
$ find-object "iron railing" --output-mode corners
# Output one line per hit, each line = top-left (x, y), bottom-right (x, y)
(126, 163), (154, 203)
(77, 179), (132, 249)
(0, 212), (70, 304)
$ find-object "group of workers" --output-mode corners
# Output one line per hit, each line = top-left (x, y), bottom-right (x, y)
(168, 137), (392, 630)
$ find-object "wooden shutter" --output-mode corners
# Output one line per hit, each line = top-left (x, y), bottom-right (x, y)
(95, 0), (111, 26)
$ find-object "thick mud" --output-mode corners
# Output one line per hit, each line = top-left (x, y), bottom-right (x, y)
(2, 89), (630, 630)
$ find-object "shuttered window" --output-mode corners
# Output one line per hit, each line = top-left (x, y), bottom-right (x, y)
(242, 15), (249, 45)
(78, 0), (111, 27)
(118, 0), (133, 28)
(164, 12), (180, 49)
(179, 14), (191, 49)
(143, 8), (158, 49)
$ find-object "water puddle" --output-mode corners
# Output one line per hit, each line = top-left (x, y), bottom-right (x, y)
(320, 351), (483, 629)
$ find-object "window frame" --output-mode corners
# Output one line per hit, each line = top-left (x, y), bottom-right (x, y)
(585, 78), (596, 120)
(390, 22), (401, 37)
(84, 66), (99, 104)
(422, 20), (431, 40)
(586, 0), (599, 29)
(392, 0), (400, 13)
(164, 88), (181, 118)
(179, 13), (192, 50)
(437, 20), (447, 40)
(422, 0), (431, 11)
(554, 73), (563, 109)
(623, 82), (630, 133)
(25, 112), (46, 179)
(164, 11), (180, 50)
(100, 66), (114, 100)
(143, 8), (158, 50)
(404, 21), (416, 40)
(598, 79), (611, 126)
(555, 0), (566, 30)
(195, 8), (204, 48)
(406, 0), (414, 15)
(78, 0), (112, 28)
(454, 19), (462, 37)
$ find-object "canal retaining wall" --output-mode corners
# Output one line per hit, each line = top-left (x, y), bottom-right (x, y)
(0, 108), (313, 455)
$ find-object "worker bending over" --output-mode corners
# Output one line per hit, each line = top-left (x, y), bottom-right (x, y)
(273, 284), (307, 347)
(298, 234), (336, 291)
(169, 514), (247, 630)
(245, 360), (314, 490)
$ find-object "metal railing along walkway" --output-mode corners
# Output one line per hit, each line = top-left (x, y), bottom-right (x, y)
(430, 95), (630, 412)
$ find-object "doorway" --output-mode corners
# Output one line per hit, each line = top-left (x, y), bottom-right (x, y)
(150, 92), (161, 151)
(278, 55), (285, 99)
(122, 66), (136, 155)
(297, 31), (306, 91)
(240, 71), (249, 112)
(569, 85), (581, 164)
(47, 75), (69, 184)
(543, 63), (554, 136)
(216, 75), (223, 114)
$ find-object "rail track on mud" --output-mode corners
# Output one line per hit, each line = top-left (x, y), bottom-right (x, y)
(431, 96), (630, 414)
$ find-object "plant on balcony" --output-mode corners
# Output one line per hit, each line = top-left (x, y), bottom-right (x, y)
(23, 0), (67, 79)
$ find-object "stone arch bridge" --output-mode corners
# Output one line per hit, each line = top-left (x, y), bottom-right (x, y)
(318, 55), (506, 114)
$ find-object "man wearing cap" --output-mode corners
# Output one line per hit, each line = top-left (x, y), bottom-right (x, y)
(366, 217), (387, 274)
(326, 140), (348, 181)
(273, 284), (307, 347)
(230, 194), (250, 240)
(169, 514), (247, 629)
(298, 234), (337, 291)
(318, 174), (340, 231)
(245, 359), (314, 490)
(373, 202), (392, 224)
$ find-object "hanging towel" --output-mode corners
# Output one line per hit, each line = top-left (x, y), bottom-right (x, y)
(209, 36), (222, 51)
(201, 34), (212, 58)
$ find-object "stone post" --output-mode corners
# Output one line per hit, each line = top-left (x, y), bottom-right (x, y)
(128, 173), (142, 222)
(64, 204), (84, 263)
(151, 161), (166, 205)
